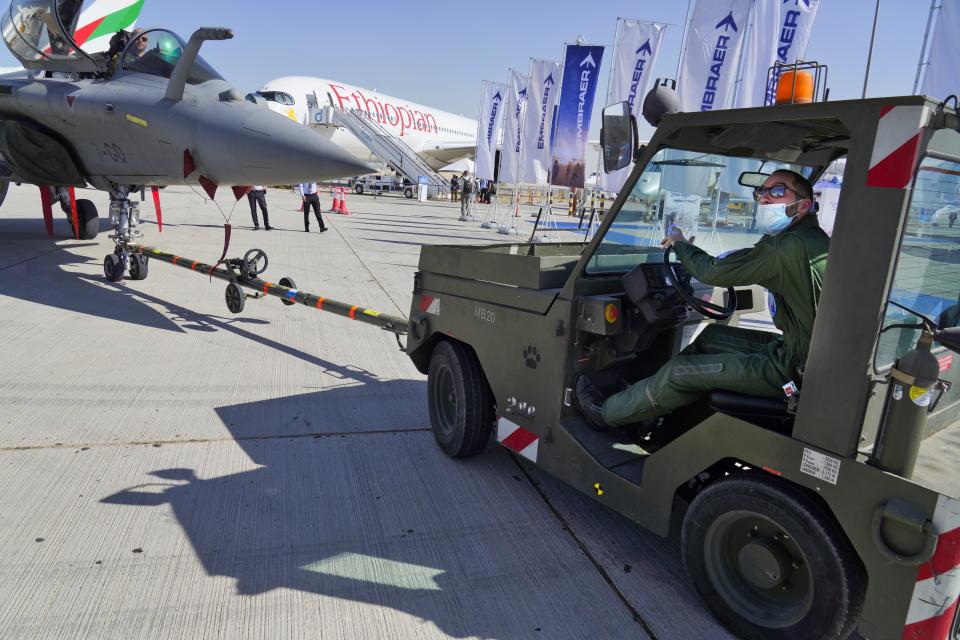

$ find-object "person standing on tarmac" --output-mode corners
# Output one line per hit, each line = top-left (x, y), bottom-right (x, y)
(575, 170), (829, 429)
(247, 186), (271, 230)
(451, 174), (460, 202)
(458, 171), (473, 221)
(299, 181), (327, 233)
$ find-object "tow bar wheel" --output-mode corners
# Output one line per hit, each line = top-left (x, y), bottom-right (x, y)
(682, 476), (865, 640)
(225, 282), (245, 314)
(427, 340), (495, 458)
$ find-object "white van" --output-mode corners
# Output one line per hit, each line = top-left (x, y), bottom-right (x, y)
(353, 175), (414, 198)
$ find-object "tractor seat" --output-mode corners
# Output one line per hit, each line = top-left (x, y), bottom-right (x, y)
(708, 391), (794, 434)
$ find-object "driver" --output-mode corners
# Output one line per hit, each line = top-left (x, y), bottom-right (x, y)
(575, 169), (830, 429)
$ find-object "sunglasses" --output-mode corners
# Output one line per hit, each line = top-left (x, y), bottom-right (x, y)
(753, 183), (796, 201)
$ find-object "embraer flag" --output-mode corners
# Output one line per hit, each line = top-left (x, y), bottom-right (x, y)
(720, 0), (819, 197)
(736, 0), (820, 108)
(520, 59), (562, 185)
(600, 20), (667, 194)
(551, 44), (605, 189)
(921, 1), (960, 101)
(676, 0), (753, 113)
(474, 80), (508, 180)
(498, 69), (528, 185)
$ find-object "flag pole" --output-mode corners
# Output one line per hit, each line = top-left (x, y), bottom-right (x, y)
(675, 0), (695, 79)
(912, 0), (941, 95)
(861, 0), (881, 99)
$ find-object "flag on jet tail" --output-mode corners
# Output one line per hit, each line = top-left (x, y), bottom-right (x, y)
(74, 0), (145, 54)
(676, 0), (753, 113)
(473, 80), (508, 181)
(550, 44), (605, 189)
(719, 0), (820, 198)
(498, 69), (528, 185)
(921, 0), (960, 101)
(520, 59), (562, 185)
(599, 19), (667, 194)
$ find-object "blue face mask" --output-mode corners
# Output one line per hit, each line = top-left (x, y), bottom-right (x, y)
(756, 200), (801, 235)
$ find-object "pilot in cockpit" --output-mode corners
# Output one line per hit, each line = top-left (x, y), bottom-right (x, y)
(576, 170), (830, 431)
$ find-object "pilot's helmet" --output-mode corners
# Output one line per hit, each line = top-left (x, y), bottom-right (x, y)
(155, 33), (183, 64)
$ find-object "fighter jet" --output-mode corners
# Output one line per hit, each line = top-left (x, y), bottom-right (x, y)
(0, 0), (370, 247)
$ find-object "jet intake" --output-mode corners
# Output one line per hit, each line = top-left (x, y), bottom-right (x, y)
(0, 121), (85, 186)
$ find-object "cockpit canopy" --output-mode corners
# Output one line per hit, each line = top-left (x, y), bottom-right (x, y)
(120, 29), (221, 84)
(1, 0), (100, 71)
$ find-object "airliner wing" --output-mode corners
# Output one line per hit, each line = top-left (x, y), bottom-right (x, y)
(420, 141), (475, 170)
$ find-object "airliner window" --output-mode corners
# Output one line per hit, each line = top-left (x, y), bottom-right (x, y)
(121, 29), (221, 84)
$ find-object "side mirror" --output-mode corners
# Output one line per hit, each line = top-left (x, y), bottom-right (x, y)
(738, 171), (770, 188)
(600, 101), (636, 173)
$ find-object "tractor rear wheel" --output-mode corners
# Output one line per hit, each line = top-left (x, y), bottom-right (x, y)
(681, 475), (865, 640)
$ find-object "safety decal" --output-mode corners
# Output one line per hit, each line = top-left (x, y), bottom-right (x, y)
(866, 105), (931, 189)
(901, 494), (960, 638)
(799, 448), (840, 485)
(497, 417), (538, 463)
(420, 295), (440, 316)
(909, 385), (933, 407)
(893, 384), (904, 401)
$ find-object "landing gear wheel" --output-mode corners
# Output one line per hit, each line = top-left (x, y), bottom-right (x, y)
(278, 277), (297, 306)
(74, 199), (99, 240)
(404, 187), (414, 199)
(128, 254), (149, 280)
(225, 282), (246, 314)
(681, 476), (865, 640)
(103, 253), (124, 282)
(427, 340), (495, 458)
(242, 249), (268, 280)
(355, 184), (364, 195)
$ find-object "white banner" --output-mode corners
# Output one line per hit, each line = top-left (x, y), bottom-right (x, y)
(676, 0), (754, 113)
(599, 19), (667, 194)
(719, 0), (819, 198)
(921, 1), (960, 100)
(498, 69), (528, 185)
(520, 58), (562, 185)
(473, 80), (508, 181)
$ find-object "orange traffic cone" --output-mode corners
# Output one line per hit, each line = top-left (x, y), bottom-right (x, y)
(337, 187), (351, 215)
(330, 187), (340, 212)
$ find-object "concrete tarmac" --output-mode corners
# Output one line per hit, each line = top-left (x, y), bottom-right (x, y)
(0, 184), (733, 639)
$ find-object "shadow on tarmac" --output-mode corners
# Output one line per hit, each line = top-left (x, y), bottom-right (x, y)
(100, 381), (554, 639)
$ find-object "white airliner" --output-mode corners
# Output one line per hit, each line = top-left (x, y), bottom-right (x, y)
(255, 77), (478, 170)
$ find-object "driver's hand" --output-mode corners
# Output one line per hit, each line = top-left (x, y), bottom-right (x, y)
(661, 229), (692, 247)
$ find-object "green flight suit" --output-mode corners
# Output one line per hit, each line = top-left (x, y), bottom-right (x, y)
(601, 214), (830, 427)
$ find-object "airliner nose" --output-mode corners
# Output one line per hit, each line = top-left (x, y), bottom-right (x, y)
(196, 107), (371, 185)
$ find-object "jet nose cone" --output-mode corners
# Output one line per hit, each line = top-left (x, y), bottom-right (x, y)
(196, 108), (372, 185)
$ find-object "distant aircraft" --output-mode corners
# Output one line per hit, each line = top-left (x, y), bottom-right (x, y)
(0, 0), (369, 254)
(255, 77), (479, 171)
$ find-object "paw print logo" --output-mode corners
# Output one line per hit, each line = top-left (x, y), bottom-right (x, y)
(523, 345), (541, 369)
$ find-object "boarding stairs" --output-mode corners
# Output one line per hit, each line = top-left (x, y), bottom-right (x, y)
(329, 108), (448, 195)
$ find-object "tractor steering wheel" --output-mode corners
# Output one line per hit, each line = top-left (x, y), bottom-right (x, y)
(663, 245), (737, 321)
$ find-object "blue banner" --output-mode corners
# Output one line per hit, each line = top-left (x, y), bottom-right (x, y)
(550, 44), (605, 188)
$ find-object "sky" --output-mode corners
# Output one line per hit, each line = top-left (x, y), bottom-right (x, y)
(0, 0), (940, 138)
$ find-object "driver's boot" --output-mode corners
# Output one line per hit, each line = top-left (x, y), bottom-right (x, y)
(575, 374), (609, 431)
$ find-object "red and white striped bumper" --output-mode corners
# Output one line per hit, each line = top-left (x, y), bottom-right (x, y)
(497, 417), (539, 462)
(902, 495), (960, 638)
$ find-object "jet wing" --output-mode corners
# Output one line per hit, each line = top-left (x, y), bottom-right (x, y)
(419, 141), (475, 170)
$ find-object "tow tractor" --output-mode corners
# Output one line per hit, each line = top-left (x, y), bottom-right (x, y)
(119, 76), (960, 638)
